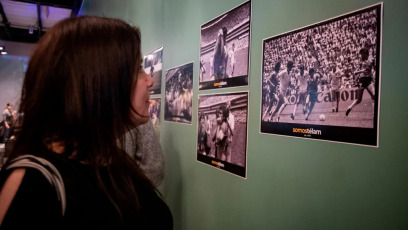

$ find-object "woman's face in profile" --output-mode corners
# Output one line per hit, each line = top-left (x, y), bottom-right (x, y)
(130, 59), (154, 126)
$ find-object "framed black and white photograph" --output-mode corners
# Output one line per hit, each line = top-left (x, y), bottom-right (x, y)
(144, 46), (163, 95)
(197, 91), (248, 178)
(199, 1), (251, 90)
(164, 62), (193, 124)
(260, 3), (382, 147)
(148, 98), (161, 138)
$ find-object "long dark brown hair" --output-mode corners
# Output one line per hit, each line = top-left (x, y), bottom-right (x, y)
(8, 16), (155, 220)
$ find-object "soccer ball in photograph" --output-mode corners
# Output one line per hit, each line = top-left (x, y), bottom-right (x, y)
(319, 114), (326, 121)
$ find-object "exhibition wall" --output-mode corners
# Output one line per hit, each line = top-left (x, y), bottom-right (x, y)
(81, 0), (408, 229)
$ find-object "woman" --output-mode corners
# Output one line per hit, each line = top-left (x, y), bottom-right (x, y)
(0, 16), (173, 229)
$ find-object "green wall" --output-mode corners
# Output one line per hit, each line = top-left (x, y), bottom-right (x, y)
(81, 0), (408, 229)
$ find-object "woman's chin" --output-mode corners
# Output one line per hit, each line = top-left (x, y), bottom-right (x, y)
(131, 115), (150, 126)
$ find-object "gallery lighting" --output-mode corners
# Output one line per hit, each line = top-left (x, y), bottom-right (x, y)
(0, 46), (7, 55)
(28, 25), (34, 34)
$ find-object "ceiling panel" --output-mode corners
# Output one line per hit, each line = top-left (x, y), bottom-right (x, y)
(1, 0), (39, 29)
(0, 0), (82, 43)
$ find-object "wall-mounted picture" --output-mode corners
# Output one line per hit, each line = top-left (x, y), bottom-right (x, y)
(164, 62), (193, 124)
(260, 3), (382, 147)
(148, 98), (161, 138)
(197, 91), (248, 178)
(144, 46), (163, 95)
(199, 1), (251, 90)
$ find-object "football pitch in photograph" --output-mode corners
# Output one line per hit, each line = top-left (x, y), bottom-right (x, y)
(260, 3), (382, 147)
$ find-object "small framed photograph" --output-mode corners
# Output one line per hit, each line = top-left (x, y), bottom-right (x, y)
(148, 98), (161, 137)
(199, 1), (251, 90)
(164, 62), (194, 124)
(144, 46), (163, 95)
(197, 91), (248, 178)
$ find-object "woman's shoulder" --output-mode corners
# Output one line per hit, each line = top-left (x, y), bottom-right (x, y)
(0, 166), (61, 227)
(0, 167), (26, 222)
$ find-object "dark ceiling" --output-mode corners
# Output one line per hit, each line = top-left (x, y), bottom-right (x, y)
(0, 0), (83, 43)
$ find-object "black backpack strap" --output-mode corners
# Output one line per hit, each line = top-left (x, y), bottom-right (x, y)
(5, 155), (66, 216)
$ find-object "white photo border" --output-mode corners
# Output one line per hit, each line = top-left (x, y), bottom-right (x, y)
(197, 91), (249, 178)
(144, 46), (163, 95)
(260, 3), (383, 147)
(198, 1), (252, 90)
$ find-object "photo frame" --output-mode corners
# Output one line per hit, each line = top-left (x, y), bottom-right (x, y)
(144, 46), (163, 95)
(197, 91), (248, 178)
(199, 1), (251, 90)
(260, 3), (383, 147)
(148, 97), (161, 138)
(164, 62), (194, 124)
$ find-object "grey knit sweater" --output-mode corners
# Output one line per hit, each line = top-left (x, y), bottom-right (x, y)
(124, 121), (164, 187)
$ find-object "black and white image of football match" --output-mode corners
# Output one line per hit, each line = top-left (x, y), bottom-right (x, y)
(144, 46), (163, 95)
(199, 1), (251, 90)
(197, 92), (248, 178)
(164, 62), (193, 124)
(260, 4), (382, 147)
(148, 98), (161, 138)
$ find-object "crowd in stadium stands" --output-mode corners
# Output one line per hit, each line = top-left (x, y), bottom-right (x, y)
(262, 9), (378, 121)
(200, 2), (250, 45)
(263, 10), (377, 90)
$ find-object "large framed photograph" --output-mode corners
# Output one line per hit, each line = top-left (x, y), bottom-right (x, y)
(144, 46), (163, 95)
(148, 98), (161, 138)
(260, 3), (382, 147)
(164, 62), (193, 124)
(199, 1), (251, 90)
(197, 91), (248, 178)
